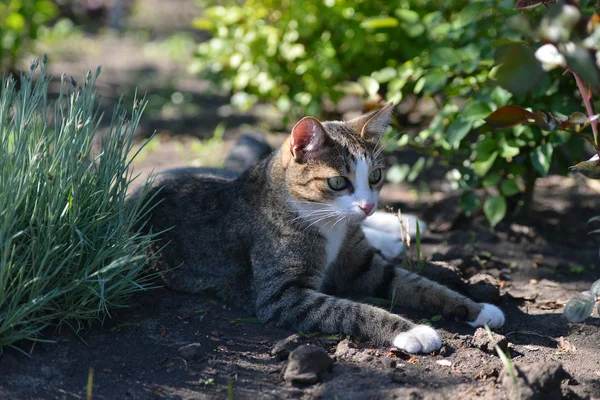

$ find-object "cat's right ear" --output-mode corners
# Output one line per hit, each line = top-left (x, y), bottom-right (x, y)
(289, 117), (326, 163)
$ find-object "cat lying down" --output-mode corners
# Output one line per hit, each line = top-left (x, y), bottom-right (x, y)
(154, 166), (417, 261)
(131, 104), (504, 353)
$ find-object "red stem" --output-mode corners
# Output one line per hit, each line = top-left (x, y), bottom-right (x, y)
(570, 70), (599, 155)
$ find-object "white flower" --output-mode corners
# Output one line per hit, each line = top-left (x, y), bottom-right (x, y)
(535, 44), (566, 71)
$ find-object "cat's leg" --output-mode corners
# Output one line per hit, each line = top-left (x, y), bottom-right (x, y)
(251, 254), (441, 353)
(336, 235), (505, 330)
(255, 285), (441, 354)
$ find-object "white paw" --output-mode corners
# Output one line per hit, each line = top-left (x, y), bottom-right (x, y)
(362, 211), (427, 239)
(392, 325), (442, 354)
(362, 226), (404, 259)
(467, 303), (505, 329)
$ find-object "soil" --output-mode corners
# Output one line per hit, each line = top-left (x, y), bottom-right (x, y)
(2, 1), (600, 399)
(1, 175), (600, 400)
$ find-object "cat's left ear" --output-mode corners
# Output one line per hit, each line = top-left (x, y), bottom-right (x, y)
(348, 103), (394, 141)
(289, 116), (327, 163)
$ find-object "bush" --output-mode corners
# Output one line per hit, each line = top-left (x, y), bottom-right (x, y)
(194, 0), (598, 226)
(0, 59), (157, 351)
(191, 0), (442, 118)
(0, 0), (58, 73)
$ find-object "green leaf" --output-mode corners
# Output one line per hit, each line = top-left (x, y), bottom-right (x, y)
(476, 138), (498, 154)
(567, 112), (588, 124)
(501, 179), (521, 196)
(430, 47), (461, 68)
(396, 134), (410, 147)
(407, 157), (425, 182)
(530, 143), (553, 176)
(462, 101), (493, 122)
(454, 3), (486, 28)
(484, 196), (507, 227)
(430, 315), (442, 322)
(564, 45), (600, 87)
(499, 139), (520, 159)
(447, 118), (473, 148)
(460, 190), (481, 216)
(474, 151), (498, 177)
(395, 9), (419, 23)
(358, 76), (380, 97)
(485, 105), (535, 129)
(418, 70), (448, 94)
(386, 164), (410, 183)
(372, 67), (397, 83)
(361, 17), (399, 29)
(482, 172), (501, 188)
(493, 44), (544, 97)
(563, 291), (595, 323)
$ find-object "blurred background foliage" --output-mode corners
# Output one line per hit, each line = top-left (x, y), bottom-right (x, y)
(1, 0), (599, 226)
(192, 0), (600, 225)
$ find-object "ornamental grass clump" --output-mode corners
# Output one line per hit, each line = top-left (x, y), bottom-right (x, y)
(0, 58), (158, 352)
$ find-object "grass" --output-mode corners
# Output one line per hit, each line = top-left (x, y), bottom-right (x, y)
(484, 325), (520, 400)
(0, 58), (159, 352)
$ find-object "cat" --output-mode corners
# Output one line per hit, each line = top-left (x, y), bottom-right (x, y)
(130, 104), (504, 353)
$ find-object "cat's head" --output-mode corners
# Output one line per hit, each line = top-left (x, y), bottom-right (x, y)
(281, 104), (393, 228)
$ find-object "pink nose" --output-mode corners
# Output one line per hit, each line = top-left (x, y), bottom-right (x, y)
(359, 203), (375, 215)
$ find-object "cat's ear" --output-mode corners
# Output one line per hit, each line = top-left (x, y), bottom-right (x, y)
(348, 103), (394, 141)
(290, 116), (326, 163)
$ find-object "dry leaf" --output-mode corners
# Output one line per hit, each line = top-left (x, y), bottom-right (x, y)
(474, 369), (498, 381)
(558, 336), (577, 353)
(537, 300), (565, 310)
(407, 355), (419, 364)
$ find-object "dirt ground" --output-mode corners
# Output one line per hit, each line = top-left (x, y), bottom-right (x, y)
(2, 1), (600, 399)
(1, 174), (600, 400)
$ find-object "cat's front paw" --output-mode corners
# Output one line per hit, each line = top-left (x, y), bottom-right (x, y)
(392, 325), (442, 354)
(467, 303), (505, 329)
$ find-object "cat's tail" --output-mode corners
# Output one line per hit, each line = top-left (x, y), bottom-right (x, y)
(224, 132), (272, 173)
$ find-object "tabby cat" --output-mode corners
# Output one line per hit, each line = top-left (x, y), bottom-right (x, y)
(132, 104), (504, 353)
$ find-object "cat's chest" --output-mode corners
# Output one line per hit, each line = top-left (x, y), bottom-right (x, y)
(319, 225), (348, 268)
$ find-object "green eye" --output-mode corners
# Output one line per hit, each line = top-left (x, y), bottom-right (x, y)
(327, 176), (349, 191)
(369, 168), (382, 184)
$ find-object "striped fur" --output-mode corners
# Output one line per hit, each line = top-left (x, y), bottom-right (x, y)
(132, 105), (503, 353)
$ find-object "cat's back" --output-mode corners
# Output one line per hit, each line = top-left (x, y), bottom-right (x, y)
(132, 167), (261, 304)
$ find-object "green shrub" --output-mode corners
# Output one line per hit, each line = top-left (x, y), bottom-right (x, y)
(0, 0), (58, 73)
(191, 0), (442, 118)
(194, 0), (598, 225)
(0, 59), (157, 352)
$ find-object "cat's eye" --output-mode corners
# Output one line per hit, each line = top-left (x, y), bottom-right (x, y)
(327, 176), (349, 191)
(369, 168), (382, 184)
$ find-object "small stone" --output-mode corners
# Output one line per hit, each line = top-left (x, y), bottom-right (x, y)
(500, 362), (569, 400)
(354, 352), (373, 363)
(391, 370), (408, 384)
(471, 328), (508, 354)
(466, 274), (500, 303)
(271, 334), (303, 361)
(226, 340), (235, 346)
(283, 345), (333, 385)
(334, 339), (354, 358)
(178, 343), (203, 361)
(386, 359), (397, 369)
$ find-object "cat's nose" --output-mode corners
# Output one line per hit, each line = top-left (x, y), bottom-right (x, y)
(359, 203), (375, 215)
